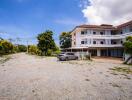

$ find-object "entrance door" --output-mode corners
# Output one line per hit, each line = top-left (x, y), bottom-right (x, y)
(101, 50), (107, 56)
(90, 49), (97, 56)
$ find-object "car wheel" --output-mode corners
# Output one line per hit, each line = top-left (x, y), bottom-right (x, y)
(65, 57), (68, 61)
(76, 57), (78, 60)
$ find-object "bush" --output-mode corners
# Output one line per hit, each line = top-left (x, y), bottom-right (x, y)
(17, 45), (27, 52)
(28, 45), (42, 56)
(85, 55), (91, 60)
(0, 40), (14, 55)
(47, 49), (52, 56)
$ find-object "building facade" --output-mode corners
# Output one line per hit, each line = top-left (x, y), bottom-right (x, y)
(70, 20), (132, 58)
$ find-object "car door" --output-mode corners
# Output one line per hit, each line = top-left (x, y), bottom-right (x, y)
(67, 53), (72, 60)
(71, 53), (75, 60)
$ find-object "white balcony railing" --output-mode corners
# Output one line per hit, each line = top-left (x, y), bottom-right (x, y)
(79, 44), (123, 48)
(80, 32), (132, 39)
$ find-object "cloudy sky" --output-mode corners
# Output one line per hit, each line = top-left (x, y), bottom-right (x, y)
(82, 0), (132, 25)
(0, 0), (131, 45)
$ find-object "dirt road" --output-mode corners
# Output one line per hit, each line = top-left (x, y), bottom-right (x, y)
(0, 53), (132, 100)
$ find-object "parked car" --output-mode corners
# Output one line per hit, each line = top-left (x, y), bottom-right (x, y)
(57, 52), (78, 61)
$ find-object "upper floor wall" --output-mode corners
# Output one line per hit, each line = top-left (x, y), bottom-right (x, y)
(71, 21), (132, 47)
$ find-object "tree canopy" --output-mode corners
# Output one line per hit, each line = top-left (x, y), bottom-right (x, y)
(123, 36), (132, 54)
(0, 40), (14, 54)
(123, 36), (132, 64)
(59, 32), (71, 49)
(37, 30), (56, 56)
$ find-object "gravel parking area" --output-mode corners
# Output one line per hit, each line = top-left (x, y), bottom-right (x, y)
(0, 53), (132, 100)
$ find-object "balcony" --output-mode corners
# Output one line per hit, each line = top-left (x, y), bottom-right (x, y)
(80, 44), (123, 48)
(80, 32), (132, 39)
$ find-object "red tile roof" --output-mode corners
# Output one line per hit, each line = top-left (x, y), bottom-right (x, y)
(117, 20), (132, 28)
(76, 24), (116, 30)
(71, 20), (132, 33)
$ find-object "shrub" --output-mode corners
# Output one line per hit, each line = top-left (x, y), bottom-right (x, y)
(0, 40), (14, 55)
(28, 45), (42, 56)
(85, 55), (91, 60)
(17, 45), (27, 52)
(47, 49), (52, 56)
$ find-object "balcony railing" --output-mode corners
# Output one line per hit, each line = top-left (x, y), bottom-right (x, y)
(80, 44), (123, 48)
(80, 32), (132, 39)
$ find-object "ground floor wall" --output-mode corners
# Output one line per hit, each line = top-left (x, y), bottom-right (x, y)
(63, 48), (124, 58)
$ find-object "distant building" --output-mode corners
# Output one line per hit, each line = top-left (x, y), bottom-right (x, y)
(68, 20), (132, 58)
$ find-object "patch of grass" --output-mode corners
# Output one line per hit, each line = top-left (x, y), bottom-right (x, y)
(110, 72), (118, 75)
(85, 79), (90, 81)
(61, 61), (91, 66)
(109, 67), (132, 74)
(109, 83), (121, 88)
(0, 56), (11, 64)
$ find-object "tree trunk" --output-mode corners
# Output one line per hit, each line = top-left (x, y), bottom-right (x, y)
(124, 55), (132, 64)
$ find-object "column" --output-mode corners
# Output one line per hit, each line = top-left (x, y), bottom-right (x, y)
(97, 49), (101, 56)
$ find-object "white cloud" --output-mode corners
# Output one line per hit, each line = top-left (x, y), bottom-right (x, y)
(82, 0), (132, 25)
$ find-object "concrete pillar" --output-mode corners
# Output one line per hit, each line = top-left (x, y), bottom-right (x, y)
(97, 49), (101, 56)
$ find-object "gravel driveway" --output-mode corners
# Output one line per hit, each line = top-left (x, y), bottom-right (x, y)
(0, 53), (132, 100)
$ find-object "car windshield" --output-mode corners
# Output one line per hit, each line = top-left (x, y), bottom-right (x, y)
(59, 53), (66, 55)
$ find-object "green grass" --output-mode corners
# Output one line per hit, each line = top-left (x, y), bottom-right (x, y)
(0, 56), (11, 64)
(109, 66), (132, 74)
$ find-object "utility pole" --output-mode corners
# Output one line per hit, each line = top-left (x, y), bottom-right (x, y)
(27, 40), (29, 53)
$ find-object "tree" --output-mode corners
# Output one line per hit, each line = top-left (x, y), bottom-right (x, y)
(0, 40), (14, 54)
(0, 37), (3, 40)
(123, 36), (132, 64)
(37, 30), (56, 56)
(59, 32), (71, 49)
(17, 45), (27, 52)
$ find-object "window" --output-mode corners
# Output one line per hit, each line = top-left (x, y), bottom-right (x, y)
(74, 42), (76, 45)
(74, 33), (76, 36)
(81, 31), (85, 35)
(93, 32), (96, 35)
(100, 41), (104, 44)
(81, 41), (84, 44)
(113, 42), (117, 44)
(67, 53), (74, 55)
(121, 41), (123, 44)
(81, 39), (87, 44)
(100, 32), (104, 35)
(81, 31), (87, 35)
(93, 41), (96, 44)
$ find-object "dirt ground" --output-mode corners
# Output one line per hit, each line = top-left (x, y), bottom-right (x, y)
(0, 53), (132, 100)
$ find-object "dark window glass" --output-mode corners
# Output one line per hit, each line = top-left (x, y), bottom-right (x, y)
(100, 41), (104, 44)
(81, 41), (84, 44)
(93, 32), (96, 35)
(74, 42), (76, 45)
(113, 42), (116, 44)
(93, 41), (96, 44)
(100, 32), (104, 35)
(67, 53), (74, 55)
(81, 31), (85, 35)
(74, 33), (76, 36)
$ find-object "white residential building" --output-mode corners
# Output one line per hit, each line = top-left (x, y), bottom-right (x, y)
(69, 20), (132, 57)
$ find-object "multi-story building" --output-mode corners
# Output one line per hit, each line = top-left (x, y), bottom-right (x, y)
(70, 20), (132, 58)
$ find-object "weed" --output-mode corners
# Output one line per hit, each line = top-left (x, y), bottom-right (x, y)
(109, 67), (132, 74)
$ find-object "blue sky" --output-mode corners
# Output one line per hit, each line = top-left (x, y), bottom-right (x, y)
(0, 0), (86, 45)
